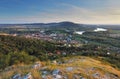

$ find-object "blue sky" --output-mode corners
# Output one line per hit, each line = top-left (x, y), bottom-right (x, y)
(0, 0), (120, 24)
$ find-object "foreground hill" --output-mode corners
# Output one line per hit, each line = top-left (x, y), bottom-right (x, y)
(0, 56), (120, 79)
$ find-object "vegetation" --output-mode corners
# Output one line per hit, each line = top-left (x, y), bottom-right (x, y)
(0, 34), (120, 70)
(0, 24), (120, 78)
(0, 35), (57, 69)
(0, 56), (120, 79)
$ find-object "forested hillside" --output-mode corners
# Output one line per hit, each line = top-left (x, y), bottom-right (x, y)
(0, 35), (120, 70)
(0, 35), (57, 69)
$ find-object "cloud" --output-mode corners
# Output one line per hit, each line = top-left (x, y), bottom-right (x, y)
(27, 3), (120, 24)
(0, 1), (120, 24)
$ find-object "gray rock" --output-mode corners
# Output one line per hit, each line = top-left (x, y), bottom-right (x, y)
(12, 74), (21, 79)
(66, 67), (73, 71)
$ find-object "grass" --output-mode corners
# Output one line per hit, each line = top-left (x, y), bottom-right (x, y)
(0, 56), (120, 79)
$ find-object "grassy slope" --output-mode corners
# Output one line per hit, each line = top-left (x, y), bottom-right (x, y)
(0, 56), (120, 79)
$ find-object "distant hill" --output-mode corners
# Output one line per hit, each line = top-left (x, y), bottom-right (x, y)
(0, 21), (84, 29)
(0, 21), (120, 31)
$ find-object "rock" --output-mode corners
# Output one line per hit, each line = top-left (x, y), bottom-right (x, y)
(32, 62), (41, 69)
(80, 77), (86, 79)
(57, 61), (63, 65)
(66, 67), (73, 71)
(41, 75), (48, 79)
(52, 60), (57, 64)
(41, 71), (50, 79)
(23, 72), (32, 79)
(54, 75), (62, 79)
(42, 71), (49, 75)
(73, 74), (79, 79)
(12, 74), (21, 79)
(40, 66), (48, 70)
(63, 76), (68, 79)
(52, 69), (63, 79)
(52, 69), (61, 75)
(92, 72), (100, 78)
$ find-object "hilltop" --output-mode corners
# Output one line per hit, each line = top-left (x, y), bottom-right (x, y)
(0, 56), (120, 79)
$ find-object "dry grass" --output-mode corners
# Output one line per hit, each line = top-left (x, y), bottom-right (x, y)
(0, 56), (120, 79)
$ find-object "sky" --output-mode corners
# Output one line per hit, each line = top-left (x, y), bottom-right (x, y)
(0, 0), (120, 24)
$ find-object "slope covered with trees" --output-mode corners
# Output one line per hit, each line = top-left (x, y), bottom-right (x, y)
(0, 34), (120, 70)
(0, 35), (56, 69)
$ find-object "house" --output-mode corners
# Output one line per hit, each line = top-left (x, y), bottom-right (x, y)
(56, 51), (61, 55)
(62, 52), (67, 56)
(107, 52), (110, 55)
